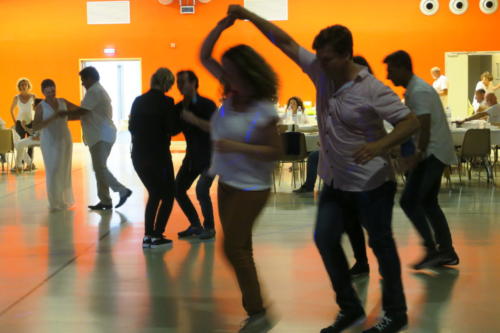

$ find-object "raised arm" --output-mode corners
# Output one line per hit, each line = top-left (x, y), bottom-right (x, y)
(228, 5), (301, 64)
(200, 16), (236, 81)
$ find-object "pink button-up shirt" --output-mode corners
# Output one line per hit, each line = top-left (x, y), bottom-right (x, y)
(298, 48), (411, 191)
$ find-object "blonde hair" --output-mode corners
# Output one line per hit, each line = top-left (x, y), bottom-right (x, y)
(480, 71), (494, 82)
(17, 77), (32, 91)
(150, 68), (175, 92)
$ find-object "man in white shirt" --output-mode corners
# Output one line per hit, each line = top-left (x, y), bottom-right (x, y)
(385, 51), (459, 271)
(472, 89), (487, 113)
(431, 67), (448, 108)
(78, 67), (132, 210)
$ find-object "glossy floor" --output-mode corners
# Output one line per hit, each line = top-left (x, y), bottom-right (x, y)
(0, 141), (499, 332)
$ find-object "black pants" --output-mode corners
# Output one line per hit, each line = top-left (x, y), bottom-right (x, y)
(314, 181), (406, 316)
(15, 120), (33, 160)
(174, 161), (215, 229)
(400, 154), (454, 252)
(132, 151), (175, 237)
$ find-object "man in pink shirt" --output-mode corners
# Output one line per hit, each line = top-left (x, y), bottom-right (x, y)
(228, 5), (420, 333)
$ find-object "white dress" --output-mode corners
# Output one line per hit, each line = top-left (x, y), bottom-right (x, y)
(40, 99), (74, 210)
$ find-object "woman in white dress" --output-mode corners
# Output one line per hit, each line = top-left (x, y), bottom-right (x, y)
(32, 79), (83, 211)
(9, 78), (36, 170)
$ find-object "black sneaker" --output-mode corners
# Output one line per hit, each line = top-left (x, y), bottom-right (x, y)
(88, 203), (113, 210)
(142, 236), (151, 248)
(150, 237), (172, 248)
(411, 251), (442, 270)
(438, 249), (459, 266)
(199, 228), (216, 240)
(350, 262), (369, 277)
(178, 226), (203, 238)
(362, 314), (408, 332)
(320, 310), (366, 333)
(293, 185), (314, 194)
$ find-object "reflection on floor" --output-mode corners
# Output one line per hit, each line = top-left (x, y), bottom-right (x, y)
(0, 140), (499, 332)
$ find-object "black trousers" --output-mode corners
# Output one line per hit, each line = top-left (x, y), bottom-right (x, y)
(15, 120), (33, 160)
(132, 151), (175, 237)
(174, 161), (215, 229)
(400, 154), (454, 252)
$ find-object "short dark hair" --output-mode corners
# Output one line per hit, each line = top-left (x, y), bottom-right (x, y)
(312, 25), (353, 58)
(383, 50), (413, 72)
(476, 89), (486, 94)
(79, 66), (100, 81)
(177, 70), (199, 89)
(41, 79), (55, 91)
(352, 55), (373, 74)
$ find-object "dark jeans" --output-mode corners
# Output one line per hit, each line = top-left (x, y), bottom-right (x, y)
(174, 162), (215, 229)
(15, 120), (33, 160)
(132, 151), (175, 238)
(400, 154), (454, 252)
(303, 150), (319, 190)
(314, 181), (406, 316)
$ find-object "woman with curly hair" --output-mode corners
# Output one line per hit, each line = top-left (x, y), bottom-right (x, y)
(184, 15), (281, 333)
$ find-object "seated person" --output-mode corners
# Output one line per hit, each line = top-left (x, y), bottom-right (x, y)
(282, 96), (309, 125)
(472, 89), (487, 113)
(457, 93), (500, 125)
(13, 130), (40, 172)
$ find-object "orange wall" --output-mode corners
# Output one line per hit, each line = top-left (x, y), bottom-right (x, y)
(1, 0), (499, 141)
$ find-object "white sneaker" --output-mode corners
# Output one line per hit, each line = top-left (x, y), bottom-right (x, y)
(239, 313), (275, 333)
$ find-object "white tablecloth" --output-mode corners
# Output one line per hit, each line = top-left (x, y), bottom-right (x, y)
(451, 128), (500, 146)
(305, 133), (319, 152)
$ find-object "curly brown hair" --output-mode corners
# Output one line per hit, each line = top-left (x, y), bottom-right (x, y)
(222, 44), (278, 102)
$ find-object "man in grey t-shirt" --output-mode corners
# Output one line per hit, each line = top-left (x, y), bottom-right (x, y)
(385, 51), (459, 271)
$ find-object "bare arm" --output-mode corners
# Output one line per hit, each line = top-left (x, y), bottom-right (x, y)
(9, 96), (17, 124)
(228, 5), (301, 64)
(438, 88), (448, 96)
(214, 119), (282, 161)
(354, 113), (420, 164)
(458, 111), (488, 124)
(61, 98), (90, 120)
(200, 16), (236, 81)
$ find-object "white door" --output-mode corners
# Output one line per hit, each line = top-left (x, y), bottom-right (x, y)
(446, 52), (469, 119)
(80, 60), (141, 130)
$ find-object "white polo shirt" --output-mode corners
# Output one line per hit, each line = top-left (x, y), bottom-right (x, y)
(405, 75), (457, 166)
(80, 82), (116, 147)
(432, 75), (448, 108)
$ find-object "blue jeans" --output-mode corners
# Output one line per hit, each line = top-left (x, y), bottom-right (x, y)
(400, 154), (454, 252)
(314, 181), (407, 316)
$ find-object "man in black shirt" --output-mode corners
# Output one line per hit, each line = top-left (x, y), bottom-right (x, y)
(174, 70), (217, 240)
